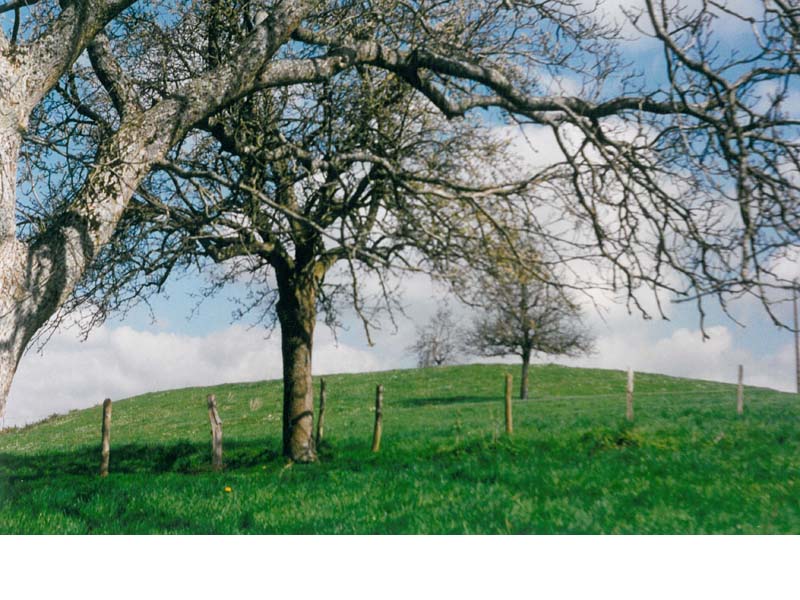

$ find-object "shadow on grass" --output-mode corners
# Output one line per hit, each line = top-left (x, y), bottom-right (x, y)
(0, 439), (280, 481)
(0, 431), (518, 486)
(398, 395), (498, 408)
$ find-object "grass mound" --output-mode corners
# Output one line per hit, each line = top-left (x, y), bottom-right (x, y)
(0, 363), (797, 533)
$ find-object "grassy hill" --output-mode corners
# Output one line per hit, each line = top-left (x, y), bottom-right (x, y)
(0, 363), (798, 534)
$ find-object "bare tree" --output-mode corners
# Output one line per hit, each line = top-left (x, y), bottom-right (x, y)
(61, 7), (529, 461)
(408, 305), (462, 368)
(1, 0), (798, 459)
(462, 266), (594, 399)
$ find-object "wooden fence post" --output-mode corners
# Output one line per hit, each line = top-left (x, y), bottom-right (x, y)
(626, 367), (634, 422)
(737, 365), (744, 415)
(207, 394), (223, 471)
(100, 398), (112, 477)
(371, 384), (384, 452)
(504, 373), (513, 434)
(316, 378), (327, 447)
(794, 283), (799, 395)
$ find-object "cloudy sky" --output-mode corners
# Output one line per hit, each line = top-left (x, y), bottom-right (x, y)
(5, 263), (798, 428)
(3, 0), (798, 428)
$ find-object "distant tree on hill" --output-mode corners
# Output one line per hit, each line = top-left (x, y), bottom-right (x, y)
(462, 264), (594, 400)
(408, 306), (462, 368)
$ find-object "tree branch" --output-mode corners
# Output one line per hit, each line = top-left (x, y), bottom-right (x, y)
(20, 0), (137, 110)
(87, 32), (142, 119)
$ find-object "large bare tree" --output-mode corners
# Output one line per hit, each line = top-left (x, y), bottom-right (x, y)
(74, 65), (520, 461)
(1, 1), (799, 463)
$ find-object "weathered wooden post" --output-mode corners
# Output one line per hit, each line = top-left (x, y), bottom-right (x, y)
(737, 365), (744, 415)
(100, 398), (112, 477)
(504, 373), (513, 434)
(371, 384), (384, 452)
(316, 378), (327, 447)
(207, 394), (223, 471)
(794, 282), (799, 395)
(626, 367), (634, 422)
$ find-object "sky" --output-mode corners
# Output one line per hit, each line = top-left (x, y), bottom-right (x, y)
(4, 263), (798, 428)
(3, 0), (800, 428)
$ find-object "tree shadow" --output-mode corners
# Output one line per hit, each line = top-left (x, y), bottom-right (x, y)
(0, 439), (280, 481)
(398, 395), (499, 408)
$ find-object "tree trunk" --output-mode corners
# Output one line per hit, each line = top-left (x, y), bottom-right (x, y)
(1, 123), (26, 419)
(0, 237), (32, 421)
(520, 349), (531, 400)
(0, 349), (18, 422)
(0, 128), (20, 240)
(276, 274), (318, 463)
(0, 238), (60, 421)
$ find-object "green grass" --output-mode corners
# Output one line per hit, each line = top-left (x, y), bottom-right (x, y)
(0, 363), (798, 534)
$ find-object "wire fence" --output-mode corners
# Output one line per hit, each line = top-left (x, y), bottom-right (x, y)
(18, 368), (792, 475)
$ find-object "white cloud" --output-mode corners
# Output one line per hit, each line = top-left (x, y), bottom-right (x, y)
(4, 321), (382, 428)
(495, 123), (563, 169)
(547, 319), (795, 393)
(587, 0), (765, 40)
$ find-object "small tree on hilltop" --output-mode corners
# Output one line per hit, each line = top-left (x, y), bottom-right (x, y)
(409, 305), (461, 368)
(463, 266), (594, 400)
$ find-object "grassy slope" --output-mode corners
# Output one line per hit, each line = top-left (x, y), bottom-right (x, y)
(0, 363), (797, 534)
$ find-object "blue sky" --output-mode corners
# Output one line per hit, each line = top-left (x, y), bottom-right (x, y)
(3, 0), (799, 427)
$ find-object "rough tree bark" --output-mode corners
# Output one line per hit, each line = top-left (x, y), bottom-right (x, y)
(0, 128), (25, 416)
(275, 267), (319, 463)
